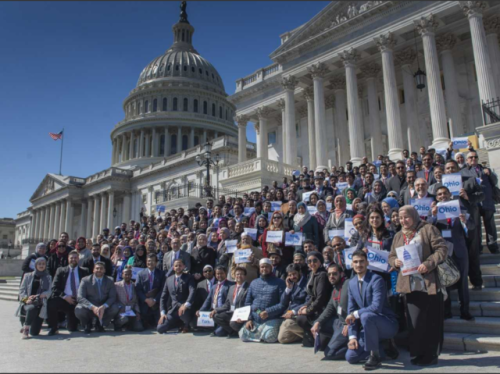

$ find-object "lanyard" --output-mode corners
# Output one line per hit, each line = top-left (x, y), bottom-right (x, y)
(403, 231), (417, 245)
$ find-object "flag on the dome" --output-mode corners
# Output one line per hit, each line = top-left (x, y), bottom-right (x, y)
(49, 130), (63, 141)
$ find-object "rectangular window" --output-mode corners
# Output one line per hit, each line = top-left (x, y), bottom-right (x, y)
(399, 89), (405, 104)
(268, 131), (276, 145)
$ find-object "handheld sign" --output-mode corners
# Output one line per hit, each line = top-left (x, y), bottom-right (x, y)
(285, 232), (303, 246)
(243, 228), (257, 241)
(442, 173), (462, 196)
(244, 207), (255, 217)
(437, 200), (460, 220)
(328, 229), (344, 240)
(337, 182), (348, 192)
(346, 203), (353, 211)
(307, 206), (318, 215)
(302, 191), (314, 202)
(344, 218), (356, 241)
(225, 240), (238, 253)
(411, 198), (433, 217)
(452, 137), (469, 150)
(131, 267), (142, 280)
(156, 205), (166, 213)
(234, 249), (252, 264)
(197, 311), (215, 327)
(395, 243), (422, 276)
(292, 170), (300, 177)
(435, 149), (447, 158)
(231, 306), (251, 322)
(266, 231), (283, 244)
(326, 202), (332, 211)
(343, 247), (356, 270)
(271, 201), (282, 212)
(366, 247), (390, 273)
(373, 174), (380, 180)
(212, 218), (220, 229)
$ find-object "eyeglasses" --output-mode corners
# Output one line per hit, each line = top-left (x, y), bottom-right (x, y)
(468, 156), (478, 159)
(58, 245), (65, 248)
(273, 217), (282, 220)
(307, 258), (319, 264)
(396, 166), (405, 170)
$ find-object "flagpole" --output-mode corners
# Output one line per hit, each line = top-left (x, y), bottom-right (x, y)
(59, 128), (64, 175)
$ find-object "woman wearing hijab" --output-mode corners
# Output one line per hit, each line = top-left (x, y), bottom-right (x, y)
(110, 245), (123, 272)
(101, 244), (111, 259)
(114, 246), (133, 281)
(296, 252), (332, 347)
(208, 231), (220, 249)
(389, 208), (402, 233)
(47, 241), (69, 278)
(389, 206), (448, 366)
(343, 188), (357, 205)
(17, 257), (52, 339)
(454, 152), (466, 169)
(382, 197), (400, 227)
(364, 180), (388, 204)
(347, 214), (365, 248)
(349, 197), (362, 214)
(386, 190), (399, 199)
(260, 211), (286, 259)
(255, 214), (269, 243)
(21, 243), (48, 282)
(290, 202), (319, 253)
(323, 195), (352, 244)
(46, 239), (58, 255)
(127, 244), (147, 268)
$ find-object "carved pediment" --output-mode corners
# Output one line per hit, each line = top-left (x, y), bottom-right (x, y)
(30, 174), (69, 202)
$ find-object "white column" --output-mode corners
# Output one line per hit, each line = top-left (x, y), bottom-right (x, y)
(282, 76), (297, 166)
(236, 116), (248, 162)
(119, 134), (125, 162)
(65, 199), (73, 239)
(331, 75), (350, 166)
(123, 193), (131, 224)
(41, 207), (49, 240)
(129, 131), (135, 160)
(308, 62), (329, 170)
(461, 1), (497, 105)
(79, 201), (87, 238)
(436, 33), (464, 137)
(40, 207), (47, 240)
(47, 204), (54, 239)
(485, 16), (500, 99)
(340, 49), (364, 165)
(100, 194), (107, 232)
(29, 210), (36, 239)
(360, 64), (383, 160)
(34, 209), (41, 240)
(92, 195), (100, 239)
(256, 107), (271, 161)
(254, 124), (261, 158)
(144, 131), (151, 157)
(416, 14), (450, 149)
(139, 130), (144, 158)
(59, 201), (66, 235)
(177, 127), (182, 153)
(151, 128), (157, 157)
(375, 32), (404, 160)
(86, 198), (93, 238)
(164, 127), (170, 156)
(54, 202), (61, 238)
(277, 98), (286, 162)
(202, 130), (207, 144)
(303, 87), (317, 170)
(111, 138), (116, 164)
(107, 191), (114, 230)
(189, 127), (195, 148)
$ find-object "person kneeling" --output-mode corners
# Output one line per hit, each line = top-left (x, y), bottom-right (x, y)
(239, 258), (286, 343)
(114, 268), (144, 332)
(345, 251), (399, 370)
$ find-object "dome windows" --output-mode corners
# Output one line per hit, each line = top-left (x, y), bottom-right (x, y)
(183, 98), (188, 112)
(183, 65), (187, 72)
(173, 98), (178, 111)
(199, 68), (203, 74)
(194, 99), (199, 113)
(191, 67), (195, 73)
(144, 100), (149, 113)
(176, 65), (179, 71)
(203, 101), (208, 115)
(219, 106), (222, 119)
(162, 98), (167, 111)
(212, 103), (216, 117)
(153, 99), (158, 112)
(167, 64), (171, 71)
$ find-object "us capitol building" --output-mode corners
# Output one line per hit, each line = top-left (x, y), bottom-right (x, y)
(15, 1), (500, 255)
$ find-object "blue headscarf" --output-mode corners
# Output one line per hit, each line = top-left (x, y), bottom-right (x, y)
(382, 197), (399, 210)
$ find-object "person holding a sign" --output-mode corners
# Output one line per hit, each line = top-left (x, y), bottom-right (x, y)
(231, 238), (262, 283)
(389, 206), (448, 367)
(345, 251), (399, 370)
(288, 202), (319, 253)
(260, 211), (285, 259)
(323, 195), (352, 245)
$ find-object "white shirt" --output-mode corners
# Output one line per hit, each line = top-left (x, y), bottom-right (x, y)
(64, 266), (80, 297)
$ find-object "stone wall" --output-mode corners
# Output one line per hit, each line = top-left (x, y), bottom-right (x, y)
(0, 259), (23, 277)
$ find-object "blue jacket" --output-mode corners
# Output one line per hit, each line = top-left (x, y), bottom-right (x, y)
(280, 275), (308, 313)
(245, 275), (286, 324)
(200, 280), (234, 312)
(347, 271), (397, 338)
(135, 268), (166, 304)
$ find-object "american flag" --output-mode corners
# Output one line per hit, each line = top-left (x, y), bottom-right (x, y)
(49, 130), (63, 141)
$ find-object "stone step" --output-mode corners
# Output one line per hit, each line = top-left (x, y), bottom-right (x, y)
(481, 265), (500, 276)
(452, 301), (500, 317)
(0, 290), (19, 297)
(444, 332), (500, 352)
(476, 275), (500, 288)
(452, 288), (500, 302)
(480, 254), (500, 265)
(0, 284), (19, 290)
(0, 294), (17, 302)
(444, 317), (500, 336)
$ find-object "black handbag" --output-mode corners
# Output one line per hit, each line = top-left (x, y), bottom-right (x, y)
(437, 256), (460, 288)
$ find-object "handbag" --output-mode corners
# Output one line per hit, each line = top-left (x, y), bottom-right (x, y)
(437, 256), (460, 288)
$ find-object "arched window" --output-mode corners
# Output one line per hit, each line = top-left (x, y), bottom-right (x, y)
(182, 135), (188, 150)
(183, 98), (188, 111)
(212, 103), (216, 117)
(203, 101), (208, 114)
(134, 139), (138, 158)
(191, 67), (195, 73)
(153, 99), (157, 112)
(194, 136), (199, 146)
(167, 64), (171, 71)
(194, 99), (199, 113)
(176, 65), (179, 71)
(219, 106), (223, 119)
(225, 109), (228, 120)
(144, 100), (149, 113)
(160, 135), (165, 155)
(171, 135), (177, 154)
(183, 65), (187, 72)
(173, 98), (178, 111)
(162, 98), (167, 111)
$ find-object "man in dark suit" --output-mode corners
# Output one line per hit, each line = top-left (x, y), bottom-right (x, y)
(212, 266), (249, 337)
(157, 258), (196, 334)
(192, 265), (216, 313)
(75, 261), (120, 333)
(81, 243), (113, 277)
(47, 250), (90, 335)
(345, 250), (399, 370)
(162, 238), (191, 275)
(397, 170), (417, 207)
(196, 265), (234, 336)
(386, 160), (407, 195)
(313, 176), (334, 200)
(296, 176), (313, 202)
(417, 153), (437, 185)
(311, 264), (350, 360)
(136, 253), (166, 329)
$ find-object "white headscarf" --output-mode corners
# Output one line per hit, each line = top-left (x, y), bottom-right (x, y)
(293, 202), (312, 230)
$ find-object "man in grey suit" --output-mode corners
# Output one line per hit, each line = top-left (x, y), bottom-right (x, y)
(163, 238), (191, 276)
(75, 261), (120, 334)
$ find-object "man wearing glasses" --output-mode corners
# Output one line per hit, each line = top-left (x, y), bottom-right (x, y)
(386, 160), (407, 195)
(417, 153), (437, 185)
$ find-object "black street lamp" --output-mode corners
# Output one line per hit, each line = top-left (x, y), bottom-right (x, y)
(196, 142), (220, 197)
(413, 28), (426, 91)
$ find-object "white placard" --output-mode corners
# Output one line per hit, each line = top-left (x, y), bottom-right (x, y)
(346, 203), (353, 211)
(243, 207), (255, 217)
(307, 206), (318, 215)
(212, 218), (221, 228)
(120, 310), (136, 318)
(411, 198), (433, 217)
(131, 267), (142, 280)
(271, 201), (282, 211)
(231, 306), (251, 322)
(435, 148), (447, 158)
(452, 137), (469, 149)
(197, 311), (215, 327)
(292, 170), (300, 177)
(395, 243), (422, 276)
(337, 182), (348, 192)
(344, 218), (356, 241)
(437, 200), (460, 220)
(244, 228), (257, 240)
(366, 247), (390, 273)
(225, 240), (238, 254)
(29, 259), (36, 270)
(285, 232), (303, 246)
(343, 247), (356, 270)
(326, 202), (332, 211)
(442, 173), (462, 196)
(373, 174), (380, 180)
(234, 249), (252, 264)
(266, 231), (283, 244)
(302, 191), (314, 202)
(328, 229), (344, 240)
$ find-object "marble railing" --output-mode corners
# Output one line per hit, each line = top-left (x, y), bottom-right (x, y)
(235, 63), (283, 92)
(224, 158), (294, 179)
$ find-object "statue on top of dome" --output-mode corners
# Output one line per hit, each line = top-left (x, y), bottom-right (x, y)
(179, 1), (189, 24)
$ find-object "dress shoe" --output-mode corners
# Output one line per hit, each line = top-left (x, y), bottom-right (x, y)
(84, 324), (92, 334)
(96, 324), (105, 332)
(414, 356), (438, 366)
(384, 340), (399, 360)
(48, 329), (58, 336)
(460, 312), (475, 321)
(363, 355), (382, 371)
(210, 332), (216, 337)
(471, 286), (482, 291)
(410, 356), (423, 365)
(179, 326), (190, 334)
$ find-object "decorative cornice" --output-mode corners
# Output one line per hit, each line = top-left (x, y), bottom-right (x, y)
(484, 15), (500, 33)
(297, 106), (308, 118)
(330, 75), (346, 90)
(256, 106), (273, 120)
(460, 1), (487, 18)
(415, 14), (440, 36)
(281, 76), (298, 91)
(360, 63), (381, 79)
(325, 95), (335, 110)
(375, 32), (397, 53)
(395, 47), (417, 66)
(436, 33), (457, 52)
(234, 115), (248, 126)
(302, 87), (314, 101)
(276, 98), (286, 111)
(307, 62), (329, 79)
(339, 48), (359, 68)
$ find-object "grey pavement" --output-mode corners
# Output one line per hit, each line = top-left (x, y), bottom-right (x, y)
(0, 300), (499, 373)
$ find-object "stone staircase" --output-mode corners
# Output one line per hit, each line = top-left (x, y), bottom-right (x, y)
(0, 277), (21, 302)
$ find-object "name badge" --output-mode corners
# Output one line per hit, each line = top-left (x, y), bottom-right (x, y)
(442, 230), (452, 238)
(125, 305), (131, 312)
(231, 305), (235, 312)
(337, 306), (342, 316)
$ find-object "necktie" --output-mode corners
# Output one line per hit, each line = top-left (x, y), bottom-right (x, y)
(97, 279), (102, 300)
(233, 285), (240, 303)
(70, 269), (77, 298)
(149, 271), (154, 290)
(358, 280), (363, 295)
(214, 283), (222, 307)
(175, 277), (179, 288)
(447, 218), (452, 227)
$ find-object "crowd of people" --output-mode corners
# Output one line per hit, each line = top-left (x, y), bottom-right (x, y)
(17, 141), (499, 370)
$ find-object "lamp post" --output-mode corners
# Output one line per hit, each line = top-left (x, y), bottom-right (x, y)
(413, 27), (426, 91)
(196, 142), (220, 197)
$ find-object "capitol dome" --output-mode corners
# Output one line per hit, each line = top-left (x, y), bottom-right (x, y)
(110, 4), (237, 168)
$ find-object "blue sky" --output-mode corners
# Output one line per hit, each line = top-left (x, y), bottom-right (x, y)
(0, 1), (328, 218)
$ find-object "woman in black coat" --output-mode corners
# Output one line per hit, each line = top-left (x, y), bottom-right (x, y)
(47, 241), (69, 278)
